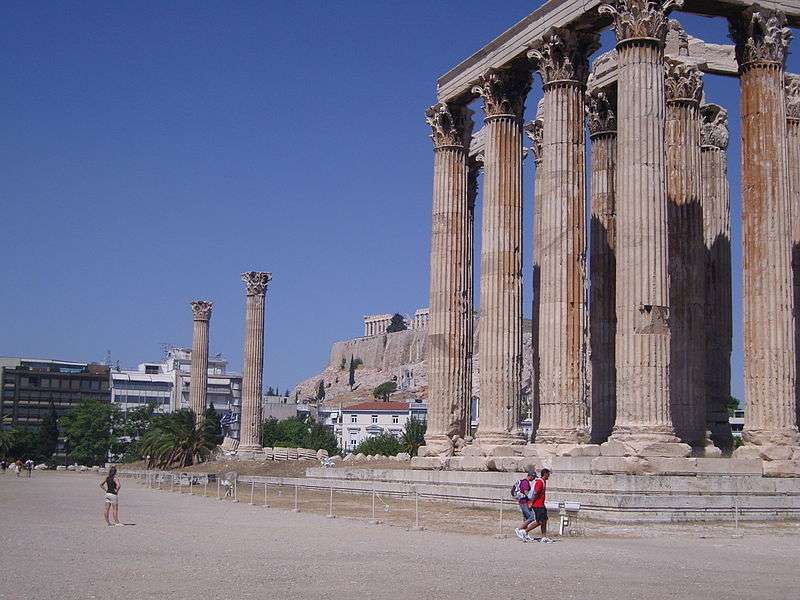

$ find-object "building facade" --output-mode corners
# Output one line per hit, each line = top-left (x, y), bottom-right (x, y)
(334, 401), (427, 451)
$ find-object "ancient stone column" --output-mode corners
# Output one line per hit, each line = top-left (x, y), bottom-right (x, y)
(599, 0), (687, 454)
(527, 28), (599, 445)
(422, 102), (474, 456)
(525, 105), (545, 438)
(239, 271), (271, 453)
(586, 87), (617, 444)
(471, 64), (531, 448)
(730, 6), (800, 452)
(787, 75), (800, 430)
(700, 103), (734, 453)
(189, 300), (212, 421)
(464, 156), (481, 441)
(664, 58), (713, 452)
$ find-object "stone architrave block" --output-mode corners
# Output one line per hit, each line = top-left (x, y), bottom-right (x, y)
(410, 457), (447, 470)
(763, 460), (800, 477)
(447, 456), (489, 471)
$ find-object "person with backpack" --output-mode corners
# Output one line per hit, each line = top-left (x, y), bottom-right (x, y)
(513, 468), (537, 541)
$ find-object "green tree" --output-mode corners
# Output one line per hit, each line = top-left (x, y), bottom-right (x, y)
(354, 433), (401, 456)
(60, 398), (119, 466)
(372, 381), (397, 401)
(202, 406), (223, 446)
(386, 313), (407, 333)
(266, 386), (275, 396)
(0, 428), (42, 461)
(304, 420), (339, 455)
(112, 401), (158, 462)
(727, 396), (741, 417)
(139, 410), (218, 469)
(260, 416), (339, 455)
(400, 416), (427, 456)
(316, 380), (326, 402)
(37, 403), (60, 461)
(348, 355), (356, 389)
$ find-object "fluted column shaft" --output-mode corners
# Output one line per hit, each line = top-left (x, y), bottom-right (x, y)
(788, 75), (800, 430)
(239, 272), (271, 451)
(587, 87), (617, 443)
(611, 39), (676, 441)
(534, 81), (589, 443)
(472, 67), (531, 446)
(464, 161), (480, 439)
(526, 113), (544, 438)
(665, 61), (707, 447)
(732, 8), (799, 445)
(189, 301), (212, 421)
(424, 103), (473, 453)
(700, 103), (733, 452)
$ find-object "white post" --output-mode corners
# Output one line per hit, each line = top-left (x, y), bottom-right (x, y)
(293, 484), (299, 513)
(327, 487), (335, 518)
(204, 478), (208, 498)
(217, 478), (221, 500)
(249, 481), (255, 506)
(264, 482), (270, 508)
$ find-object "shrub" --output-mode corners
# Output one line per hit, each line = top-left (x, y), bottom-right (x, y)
(372, 381), (397, 400)
(354, 433), (401, 456)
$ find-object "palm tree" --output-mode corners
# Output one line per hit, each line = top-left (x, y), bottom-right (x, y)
(140, 410), (218, 469)
(400, 416), (426, 456)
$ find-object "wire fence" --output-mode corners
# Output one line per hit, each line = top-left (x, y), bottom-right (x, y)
(119, 470), (584, 538)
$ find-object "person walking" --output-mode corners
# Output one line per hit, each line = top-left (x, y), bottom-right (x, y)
(514, 468), (537, 541)
(528, 468), (552, 543)
(15, 459), (23, 477)
(0, 460), (7, 473)
(25, 459), (34, 477)
(100, 466), (123, 526)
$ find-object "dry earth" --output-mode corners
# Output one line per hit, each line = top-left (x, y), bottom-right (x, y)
(1, 472), (798, 600)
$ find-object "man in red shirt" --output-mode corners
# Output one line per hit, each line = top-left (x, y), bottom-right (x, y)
(528, 468), (551, 542)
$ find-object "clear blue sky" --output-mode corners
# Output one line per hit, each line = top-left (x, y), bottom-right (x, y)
(2, 2), (798, 400)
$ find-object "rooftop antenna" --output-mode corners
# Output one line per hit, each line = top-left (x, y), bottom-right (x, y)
(104, 350), (112, 366)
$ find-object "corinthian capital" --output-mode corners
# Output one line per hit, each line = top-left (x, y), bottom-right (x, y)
(191, 300), (213, 321)
(527, 27), (600, 86)
(664, 58), (703, 104)
(699, 104), (729, 150)
(585, 88), (617, 136)
(242, 271), (272, 296)
(524, 119), (544, 164)
(471, 65), (532, 120)
(425, 103), (474, 149)
(786, 75), (800, 120)
(729, 5), (792, 67)
(599, 0), (683, 44)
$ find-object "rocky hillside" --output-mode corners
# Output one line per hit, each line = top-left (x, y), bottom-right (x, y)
(293, 319), (532, 408)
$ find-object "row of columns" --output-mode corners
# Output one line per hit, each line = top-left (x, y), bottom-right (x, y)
(188, 271), (271, 453)
(423, 1), (800, 459)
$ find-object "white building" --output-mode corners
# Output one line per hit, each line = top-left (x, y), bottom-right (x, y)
(110, 347), (242, 438)
(730, 409), (744, 439)
(334, 400), (427, 451)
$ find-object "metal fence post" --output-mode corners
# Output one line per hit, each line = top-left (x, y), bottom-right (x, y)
(233, 480), (239, 503)
(249, 481), (255, 506)
(264, 482), (270, 508)
(494, 496), (506, 539)
(292, 484), (299, 513)
(327, 487), (335, 518)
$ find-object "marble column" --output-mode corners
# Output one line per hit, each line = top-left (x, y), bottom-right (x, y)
(700, 103), (734, 453)
(525, 104), (545, 439)
(599, 0), (687, 453)
(471, 64), (531, 448)
(239, 271), (271, 453)
(464, 156), (481, 441)
(527, 28), (599, 445)
(423, 102), (474, 455)
(730, 6), (800, 451)
(586, 87), (618, 444)
(664, 58), (712, 451)
(189, 300), (213, 421)
(788, 75), (800, 430)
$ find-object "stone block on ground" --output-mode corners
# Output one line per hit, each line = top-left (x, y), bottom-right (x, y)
(488, 445), (524, 457)
(763, 460), (800, 477)
(446, 456), (489, 471)
(263, 448), (274, 460)
(591, 456), (650, 475)
(732, 445), (762, 460)
(599, 440), (632, 457)
(634, 442), (692, 458)
(355, 453), (366, 461)
(556, 444), (601, 457)
(396, 452), (411, 461)
(522, 444), (542, 457)
(417, 444), (453, 458)
(486, 457), (523, 472)
(693, 458), (762, 476)
(56, 465), (66, 471)
(460, 445), (487, 457)
(316, 449), (329, 459)
(343, 453), (355, 462)
(273, 447), (289, 460)
(35, 463), (48, 470)
(287, 448), (299, 460)
(410, 456), (446, 470)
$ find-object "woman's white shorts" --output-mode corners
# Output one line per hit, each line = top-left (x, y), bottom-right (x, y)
(105, 493), (118, 505)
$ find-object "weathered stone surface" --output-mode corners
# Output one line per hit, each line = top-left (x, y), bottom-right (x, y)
(599, 440), (632, 457)
(693, 458), (762, 476)
(316, 449), (329, 459)
(486, 457), (523, 472)
(396, 452), (411, 461)
(189, 300), (212, 417)
(591, 456), (649, 475)
(446, 456), (489, 471)
(410, 457), (447, 470)
(239, 271), (271, 452)
(488, 445), (523, 457)
(342, 453), (355, 462)
(763, 460), (800, 477)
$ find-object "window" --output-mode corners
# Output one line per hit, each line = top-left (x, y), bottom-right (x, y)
(371, 414), (378, 424)
(392, 415), (399, 424)
(350, 415), (357, 423)
(349, 436), (358, 449)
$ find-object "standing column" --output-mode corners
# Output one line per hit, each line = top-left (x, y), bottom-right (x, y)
(700, 103), (734, 453)
(464, 156), (481, 441)
(599, 0), (688, 454)
(664, 58), (714, 452)
(471, 64), (532, 449)
(586, 87), (618, 444)
(730, 6), (800, 454)
(239, 271), (272, 453)
(525, 103), (545, 438)
(422, 102), (473, 456)
(189, 300), (212, 421)
(527, 28), (599, 446)
(787, 75), (800, 430)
